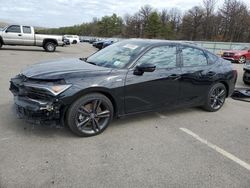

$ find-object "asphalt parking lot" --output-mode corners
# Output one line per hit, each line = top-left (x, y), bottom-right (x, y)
(0, 44), (249, 187)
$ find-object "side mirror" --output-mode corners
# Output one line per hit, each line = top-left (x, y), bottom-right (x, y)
(5, 30), (9, 33)
(134, 63), (156, 75)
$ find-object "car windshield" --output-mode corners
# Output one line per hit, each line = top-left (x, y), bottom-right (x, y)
(85, 40), (147, 69)
(232, 46), (249, 50)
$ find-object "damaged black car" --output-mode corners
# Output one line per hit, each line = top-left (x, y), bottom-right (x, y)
(243, 61), (250, 85)
(10, 39), (237, 137)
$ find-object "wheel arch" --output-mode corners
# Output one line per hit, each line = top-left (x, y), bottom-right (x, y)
(43, 38), (58, 46)
(219, 81), (229, 97)
(67, 87), (119, 117)
(0, 36), (4, 45)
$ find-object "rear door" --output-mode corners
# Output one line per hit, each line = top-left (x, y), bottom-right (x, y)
(124, 44), (181, 113)
(21, 26), (34, 46)
(2, 25), (23, 45)
(179, 45), (217, 106)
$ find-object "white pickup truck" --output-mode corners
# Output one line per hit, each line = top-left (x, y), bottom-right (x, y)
(0, 25), (64, 52)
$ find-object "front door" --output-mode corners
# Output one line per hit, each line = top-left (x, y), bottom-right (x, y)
(2, 25), (23, 45)
(124, 45), (181, 114)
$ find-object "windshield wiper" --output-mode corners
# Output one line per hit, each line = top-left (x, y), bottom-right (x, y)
(79, 57), (97, 66)
(86, 61), (97, 66)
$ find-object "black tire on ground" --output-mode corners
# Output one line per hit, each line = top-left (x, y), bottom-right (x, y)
(72, 40), (77, 44)
(0, 40), (3, 48)
(44, 42), (56, 52)
(66, 93), (114, 137)
(203, 83), (227, 112)
(243, 72), (250, 85)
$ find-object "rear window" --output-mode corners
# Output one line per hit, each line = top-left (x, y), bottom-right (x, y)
(206, 52), (219, 64)
(23, 26), (31, 34)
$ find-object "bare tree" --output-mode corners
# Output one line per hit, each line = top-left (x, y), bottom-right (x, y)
(202, 0), (217, 39)
(139, 5), (153, 37)
(181, 6), (204, 40)
(169, 8), (182, 32)
(219, 0), (249, 41)
(159, 9), (169, 26)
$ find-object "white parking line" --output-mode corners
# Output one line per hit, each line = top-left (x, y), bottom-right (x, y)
(179, 128), (250, 171)
(0, 138), (9, 141)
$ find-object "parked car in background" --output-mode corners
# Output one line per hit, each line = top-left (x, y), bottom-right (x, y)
(64, 35), (80, 44)
(102, 39), (119, 48)
(221, 45), (250, 64)
(243, 61), (250, 84)
(93, 38), (118, 50)
(63, 37), (70, 45)
(89, 38), (97, 44)
(10, 39), (237, 137)
(0, 25), (64, 52)
(79, 36), (91, 43)
(92, 40), (104, 49)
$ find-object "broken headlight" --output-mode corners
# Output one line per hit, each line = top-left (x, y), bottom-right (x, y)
(24, 83), (72, 96)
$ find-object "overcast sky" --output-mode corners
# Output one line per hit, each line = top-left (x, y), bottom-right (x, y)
(0, 0), (249, 27)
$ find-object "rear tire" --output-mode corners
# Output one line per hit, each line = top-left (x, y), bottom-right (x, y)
(66, 93), (113, 137)
(203, 83), (227, 112)
(44, 42), (56, 52)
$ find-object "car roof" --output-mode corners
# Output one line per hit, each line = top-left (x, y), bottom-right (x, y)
(125, 38), (199, 48)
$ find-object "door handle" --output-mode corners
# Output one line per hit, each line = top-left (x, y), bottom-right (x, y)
(169, 74), (181, 80)
(18, 34), (22, 36)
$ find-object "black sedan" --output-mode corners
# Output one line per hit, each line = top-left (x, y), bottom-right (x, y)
(10, 39), (237, 137)
(243, 61), (250, 84)
(93, 40), (106, 49)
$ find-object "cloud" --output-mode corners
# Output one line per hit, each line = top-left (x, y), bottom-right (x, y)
(0, 0), (248, 27)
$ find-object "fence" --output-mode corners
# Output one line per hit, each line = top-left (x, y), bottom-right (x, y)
(193, 41), (250, 55)
(81, 36), (250, 56)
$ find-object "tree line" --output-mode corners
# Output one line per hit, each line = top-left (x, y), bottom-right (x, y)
(38, 0), (250, 42)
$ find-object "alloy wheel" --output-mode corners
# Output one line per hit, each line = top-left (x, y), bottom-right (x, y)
(238, 56), (246, 64)
(210, 86), (226, 110)
(75, 99), (111, 134)
(47, 44), (55, 52)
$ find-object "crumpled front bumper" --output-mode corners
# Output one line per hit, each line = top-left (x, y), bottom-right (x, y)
(14, 96), (61, 125)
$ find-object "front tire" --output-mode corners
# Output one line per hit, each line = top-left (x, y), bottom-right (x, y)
(0, 40), (3, 48)
(66, 93), (114, 137)
(203, 83), (227, 112)
(44, 42), (56, 52)
(243, 72), (250, 85)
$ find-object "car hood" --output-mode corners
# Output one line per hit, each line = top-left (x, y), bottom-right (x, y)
(21, 58), (111, 80)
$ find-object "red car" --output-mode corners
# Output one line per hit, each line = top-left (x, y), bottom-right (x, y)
(222, 46), (250, 64)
